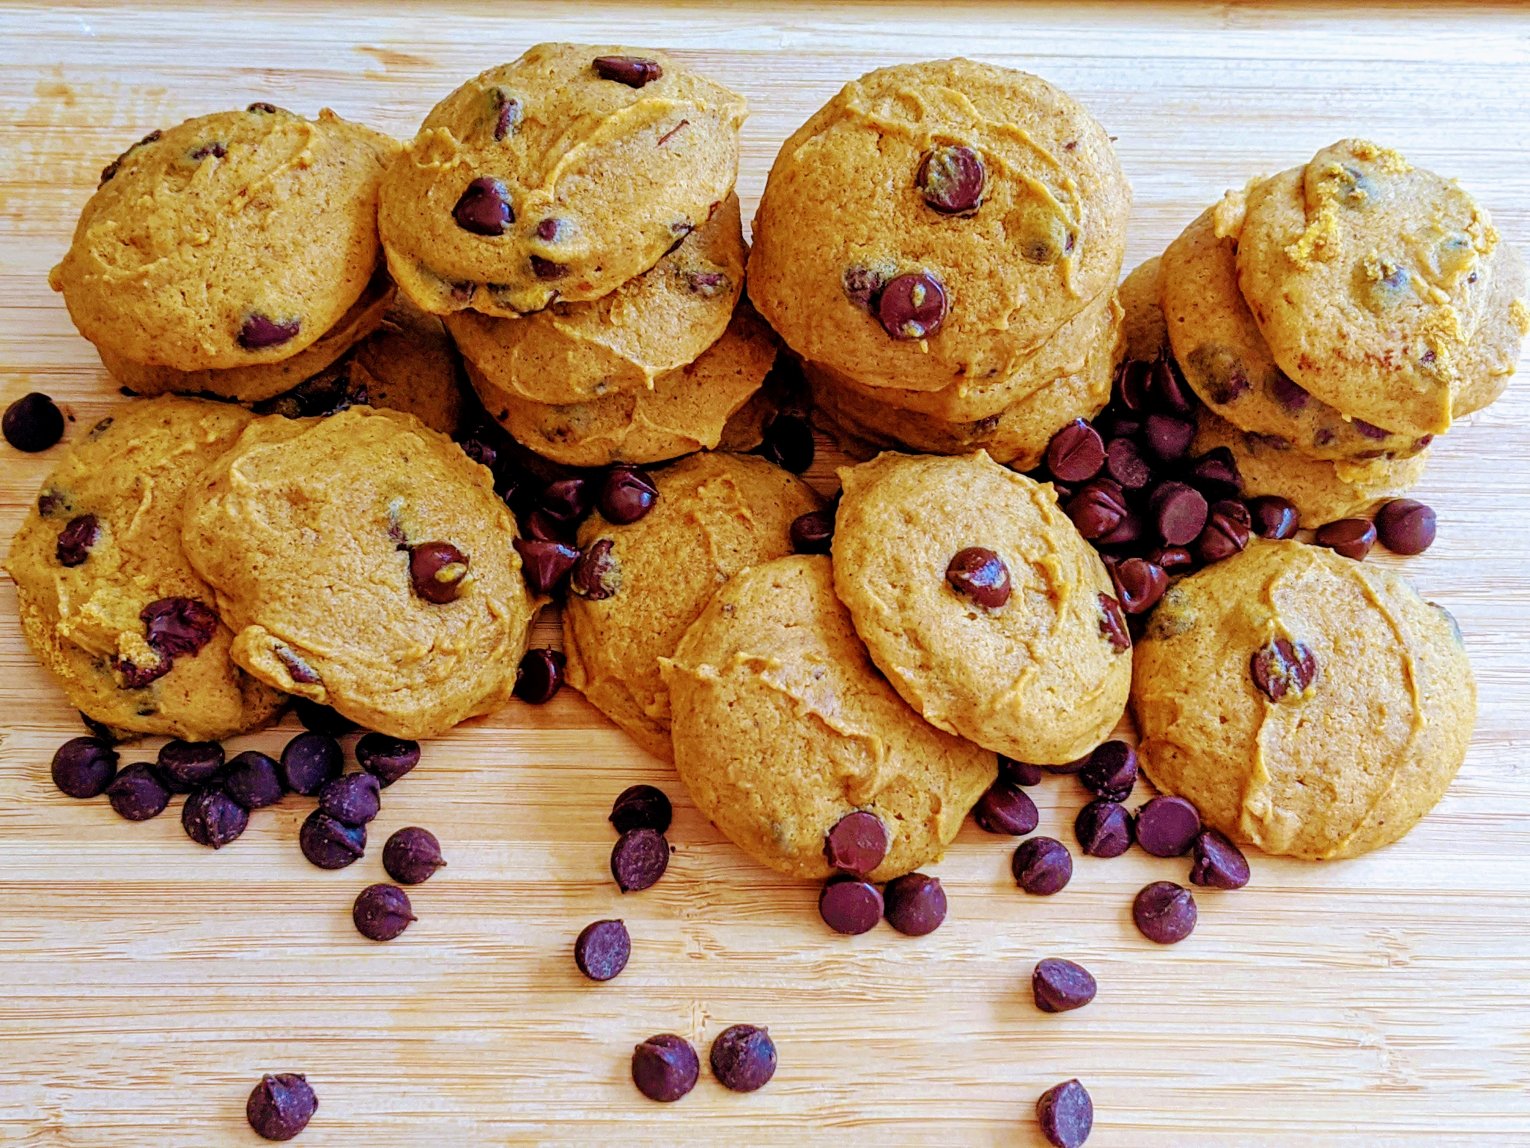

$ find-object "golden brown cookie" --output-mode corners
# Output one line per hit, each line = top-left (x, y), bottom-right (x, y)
(1118, 256), (1168, 363)
(563, 453), (822, 759)
(5, 398), (286, 741)
(1455, 237), (1529, 416)
(51, 105), (395, 372)
(660, 555), (997, 880)
(1132, 539), (1475, 860)
(345, 297), (466, 436)
(445, 194), (745, 405)
(379, 43), (746, 318)
(749, 58), (1129, 393)
(181, 407), (537, 739)
(833, 452), (1131, 764)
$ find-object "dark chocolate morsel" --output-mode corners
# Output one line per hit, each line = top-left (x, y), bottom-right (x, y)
(352, 883), (415, 941)
(709, 1024), (777, 1092)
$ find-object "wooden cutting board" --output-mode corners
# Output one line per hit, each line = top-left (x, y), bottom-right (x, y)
(2, 3), (1528, 1144)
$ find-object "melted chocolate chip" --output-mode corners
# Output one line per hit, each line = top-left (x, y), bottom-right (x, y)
(842, 265), (888, 309)
(946, 547), (1012, 609)
(918, 144), (985, 214)
(1250, 637), (1317, 702)
(491, 89), (522, 140)
(1269, 372), (1310, 411)
(409, 541), (470, 603)
(570, 539), (618, 600)
(141, 597), (218, 659)
(238, 314), (301, 351)
(1098, 593), (1131, 653)
(55, 514), (100, 567)
(593, 55), (663, 87)
(529, 255), (566, 280)
(453, 176), (513, 236)
(877, 272), (948, 340)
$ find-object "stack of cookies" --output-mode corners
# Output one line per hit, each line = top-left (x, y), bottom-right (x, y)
(1157, 138), (1528, 525)
(747, 58), (1131, 470)
(379, 44), (769, 469)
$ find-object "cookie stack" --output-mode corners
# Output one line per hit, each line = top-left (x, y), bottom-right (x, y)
(379, 44), (767, 468)
(747, 58), (1131, 470)
(1158, 138), (1528, 525)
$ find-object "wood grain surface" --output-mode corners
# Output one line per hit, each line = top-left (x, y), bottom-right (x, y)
(2, 3), (1529, 1144)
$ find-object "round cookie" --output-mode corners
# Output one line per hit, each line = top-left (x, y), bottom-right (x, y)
(181, 406), (537, 739)
(832, 451), (1131, 764)
(4, 398), (286, 741)
(1163, 204), (1426, 460)
(472, 302), (776, 467)
(379, 43), (746, 318)
(1193, 408), (1429, 529)
(445, 194), (745, 405)
(1455, 237), (1530, 416)
(660, 555), (997, 880)
(748, 57), (1129, 393)
(1132, 539), (1475, 860)
(1118, 255), (1168, 363)
(563, 452), (823, 760)
(1234, 139), (1500, 438)
(50, 105), (395, 371)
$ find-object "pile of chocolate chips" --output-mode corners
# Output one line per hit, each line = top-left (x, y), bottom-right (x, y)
(817, 810), (950, 938)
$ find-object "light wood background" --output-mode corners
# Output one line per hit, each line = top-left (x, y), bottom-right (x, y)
(1, 2), (1528, 1144)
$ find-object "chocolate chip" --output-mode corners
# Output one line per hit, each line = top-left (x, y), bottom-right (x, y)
(657, 119), (690, 148)
(51, 736), (118, 798)
(883, 872), (947, 936)
(1134, 795), (1202, 858)
(790, 510), (835, 555)
(1269, 372), (1310, 411)
(1116, 359), (1152, 412)
(1314, 517), (1376, 561)
(247, 102), (282, 115)
(1079, 740), (1137, 801)
(276, 647), (323, 686)
(632, 1034), (699, 1103)
(55, 514), (100, 567)
(374, 830), (442, 892)
(237, 314), (301, 351)
(842, 265), (888, 309)
(1148, 545), (1195, 576)
(246, 1072), (317, 1142)
(280, 732), (343, 796)
(513, 538), (579, 594)
(1000, 756), (1043, 786)
(686, 269), (727, 296)
(141, 596), (218, 659)
(513, 648), (566, 704)
(918, 144), (985, 214)
(759, 413), (815, 473)
(529, 255), (566, 280)
(1097, 510), (1144, 548)
(522, 508), (575, 544)
(1250, 637), (1317, 702)
(611, 827), (669, 892)
(1037, 1079), (1093, 1148)
(824, 810), (888, 877)
(599, 465), (658, 524)
(319, 772), (381, 826)
(223, 751), (284, 810)
(182, 787), (249, 849)
(574, 918), (631, 980)
(189, 141), (227, 161)
(1148, 358), (1197, 416)
(157, 739), (225, 793)
(945, 547), (1012, 609)
(1045, 419), (1105, 484)
(355, 733), (420, 787)
(292, 698), (357, 737)
(408, 541), (470, 603)
(1066, 480), (1128, 541)
(1032, 959), (1098, 1013)
(1133, 880), (1197, 944)
(570, 539), (618, 600)
(973, 780), (1039, 835)
(541, 476), (593, 522)
(353, 883), (415, 941)
(877, 272), (948, 340)
(1075, 799), (1134, 858)
(105, 763), (170, 821)
(1247, 495), (1299, 540)
(97, 128), (164, 185)
(1098, 593), (1130, 653)
(1144, 413), (1195, 462)
(1195, 499), (1251, 564)
(1104, 437), (1152, 490)
(39, 489), (71, 518)
(819, 877), (884, 935)
(491, 89), (522, 140)
(1353, 419), (1390, 440)
(1012, 836), (1072, 895)
(610, 784), (673, 835)
(1110, 557), (1167, 615)
(1188, 448), (1242, 500)
(1190, 827), (1251, 890)
(452, 176), (513, 236)
(1041, 755), (1091, 776)
(114, 653), (169, 690)
(593, 55), (663, 87)
(1375, 499), (1436, 555)
(1149, 482), (1208, 546)
(710, 1024), (777, 1092)
(299, 809), (366, 869)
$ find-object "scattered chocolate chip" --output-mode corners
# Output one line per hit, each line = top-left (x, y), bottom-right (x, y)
(819, 877), (884, 935)
(55, 514), (100, 567)
(1148, 545), (1195, 576)
(1045, 419), (1106, 484)
(1012, 836), (1073, 895)
(292, 697), (356, 737)
(280, 732), (343, 796)
(1117, 360), (1152, 412)
(973, 780), (1039, 835)
(710, 1024), (777, 1092)
(238, 314), (301, 351)
(1104, 437), (1152, 490)
(1075, 799), (1134, 858)
(51, 736), (118, 798)
(141, 596), (218, 659)
(1188, 448), (1242, 500)
(513, 648), (566, 703)
(354, 733), (419, 787)
(522, 508), (575, 544)
(1144, 414), (1195, 462)
(452, 176), (513, 236)
(246, 1072), (317, 1142)
(593, 55), (663, 87)
(632, 1034), (699, 1103)
(1190, 827), (1251, 890)
(513, 538), (579, 594)
(299, 809), (367, 869)
(156, 739), (225, 793)
(1133, 880), (1197, 944)
(824, 810), (888, 877)
(105, 762), (170, 821)
(382, 826), (446, 886)
(574, 918), (631, 981)
(1079, 741), (1137, 801)
(1195, 499), (1252, 564)
(1375, 499), (1436, 555)
(1032, 959), (1098, 1013)
(1148, 358), (1196, 416)
(409, 541), (470, 603)
(1111, 557), (1167, 615)
(1247, 495), (1299, 540)
(541, 476), (593, 522)
(353, 883), (415, 941)
(223, 751), (284, 810)
(945, 546), (1012, 609)
(491, 90), (521, 140)
(1097, 593), (1131, 653)
(1150, 482), (1209, 547)
(1066, 480), (1129, 541)
(918, 144), (986, 214)
(1000, 756), (1044, 786)
(1037, 1078), (1093, 1148)
(1250, 637), (1317, 702)
(319, 772), (381, 826)
(883, 872), (947, 936)
(610, 784), (672, 835)
(877, 271), (948, 340)
(1314, 517), (1377, 561)
(611, 827), (669, 893)
(1134, 796), (1202, 858)
(599, 466), (658, 524)
(759, 413), (815, 473)
(790, 510), (835, 555)
(529, 255), (566, 280)
(182, 787), (249, 848)
(1097, 510), (1144, 548)
(570, 539), (618, 600)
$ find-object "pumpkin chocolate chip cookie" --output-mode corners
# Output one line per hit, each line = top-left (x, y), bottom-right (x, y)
(181, 406), (537, 739)
(5, 398), (286, 741)
(660, 555), (997, 880)
(1132, 539), (1475, 860)
(832, 451), (1132, 764)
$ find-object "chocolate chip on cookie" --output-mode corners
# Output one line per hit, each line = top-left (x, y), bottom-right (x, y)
(452, 176), (513, 236)
(918, 144), (985, 215)
(946, 546), (1012, 609)
(142, 596), (219, 660)
(593, 55), (662, 88)
(1250, 637), (1317, 702)
(570, 539), (618, 600)
(1097, 593), (1131, 653)
(409, 541), (470, 603)
(237, 314), (301, 351)
(490, 89), (522, 140)
(877, 272), (947, 340)
(824, 810), (888, 877)
(55, 514), (100, 567)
